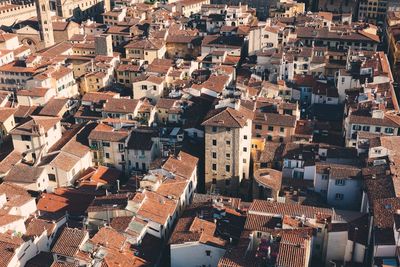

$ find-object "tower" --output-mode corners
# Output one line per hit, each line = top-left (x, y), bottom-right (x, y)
(95, 34), (113, 57)
(35, 0), (55, 48)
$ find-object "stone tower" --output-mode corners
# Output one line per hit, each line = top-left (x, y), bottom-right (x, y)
(95, 34), (113, 57)
(35, 0), (55, 48)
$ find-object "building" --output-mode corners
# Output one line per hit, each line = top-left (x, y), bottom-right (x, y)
(126, 128), (160, 172)
(202, 100), (253, 195)
(125, 38), (166, 64)
(358, 0), (388, 25)
(132, 75), (165, 103)
(88, 123), (129, 171)
(34, 0), (55, 48)
(10, 116), (62, 162)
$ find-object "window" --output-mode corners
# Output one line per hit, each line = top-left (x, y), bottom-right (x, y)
(243, 158), (247, 163)
(280, 127), (285, 133)
(226, 140), (231, 145)
(212, 164), (217, 171)
(102, 142), (110, 147)
(212, 126), (217, 132)
(226, 127), (230, 132)
(21, 135), (31, 141)
(335, 193), (344, 200)
(48, 174), (56, 181)
(385, 128), (394, 134)
(268, 126), (274, 131)
(375, 127), (381, 133)
(105, 153), (110, 158)
(255, 124), (262, 130)
(352, 125), (361, 131)
(243, 147), (247, 152)
(54, 124), (57, 130)
(118, 143), (124, 151)
(243, 135), (247, 140)
(212, 140), (217, 146)
(322, 174), (328, 180)
(362, 126), (370, 132)
(212, 152), (217, 159)
(335, 179), (346, 186)
(205, 250), (211, 256)
(212, 178), (217, 184)
(226, 165), (230, 172)
(267, 135), (272, 141)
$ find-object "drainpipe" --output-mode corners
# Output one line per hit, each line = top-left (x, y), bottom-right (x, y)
(351, 227), (358, 263)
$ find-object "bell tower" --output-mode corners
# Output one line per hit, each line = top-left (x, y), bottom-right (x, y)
(35, 0), (55, 48)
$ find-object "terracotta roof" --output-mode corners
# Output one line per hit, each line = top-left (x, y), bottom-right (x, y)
(9, 116), (60, 136)
(136, 191), (177, 225)
(0, 182), (32, 208)
(52, 21), (70, 31)
(349, 114), (400, 127)
(104, 98), (140, 114)
(38, 98), (68, 117)
(13, 105), (38, 119)
(91, 227), (127, 251)
(253, 168), (282, 193)
(146, 58), (173, 74)
(276, 234), (310, 267)
(82, 92), (118, 103)
(50, 151), (80, 172)
(315, 162), (361, 179)
(0, 233), (24, 267)
(125, 38), (165, 50)
(51, 228), (88, 257)
(0, 214), (23, 227)
(156, 180), (188, 199)
(77, 166), (121, 186)
(37, 188), (96, 215)
(249, 200), (362, 222)
(155, 98), (176, 109)
(254, 112), (297, 127)
(244, 214), (282, 232)
(170, 205), (226, 247)
(110, 216), (133, 232)
(0, 107), (16, 123)
(202, 107), (253, 128)
(87, 193), (131, 213)
(192, 74), (230, 93)
(256, 143), (283, 164)
(146, 75), (164, 85)
(0, 151), (22, 174)
(4, 163), (45, 184)
(162, 151), (198, 180)
(61, 138), (90, 158)
(127, 128), (155, 150)
(88, 123), (129, 142)
(25, 218), (56, 238)
(296, 26), (379, 43)
(102, 247), (148, 267)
